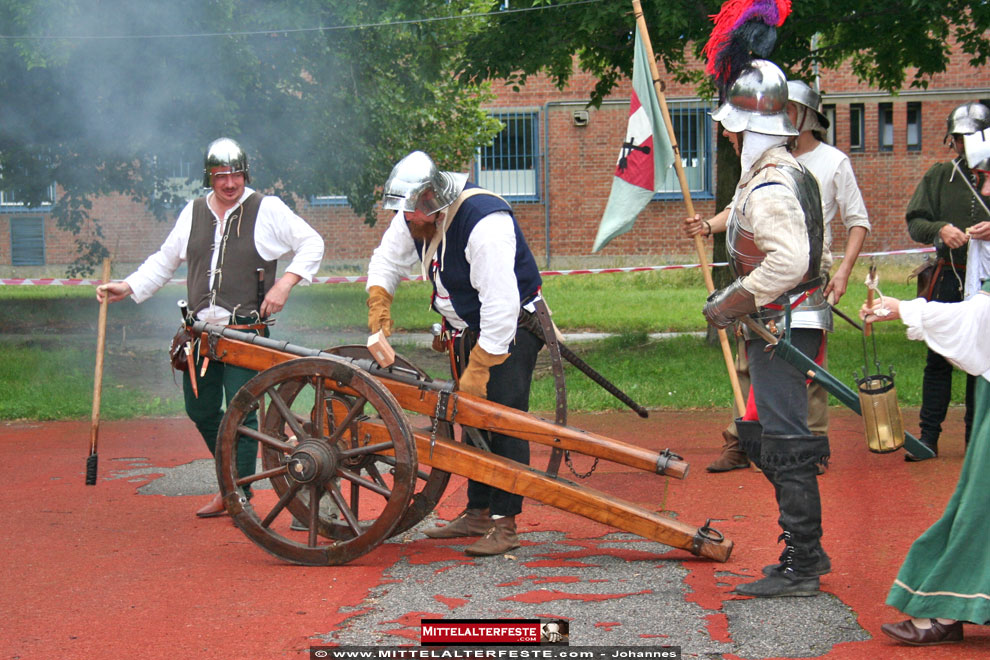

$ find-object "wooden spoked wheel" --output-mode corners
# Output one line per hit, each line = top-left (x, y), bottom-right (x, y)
(216, 356), (416, 566)
(322, 346), (452, 536)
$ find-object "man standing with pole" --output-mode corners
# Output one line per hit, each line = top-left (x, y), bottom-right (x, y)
(685, 80), (872, 472)
(97, 137), (324, 516)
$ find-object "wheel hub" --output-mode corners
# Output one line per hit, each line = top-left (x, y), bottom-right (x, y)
(286, 440), (338, 485)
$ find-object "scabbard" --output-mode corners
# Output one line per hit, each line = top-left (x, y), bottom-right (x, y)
(738, 316), (933, 458)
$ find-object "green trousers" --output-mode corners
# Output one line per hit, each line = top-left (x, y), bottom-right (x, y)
(182, 352), (259, 494)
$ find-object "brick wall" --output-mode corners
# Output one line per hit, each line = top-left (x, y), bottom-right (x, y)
(4, 47), (990, 275)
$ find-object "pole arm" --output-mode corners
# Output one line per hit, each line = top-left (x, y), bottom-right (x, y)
(630, 0), (746, 415)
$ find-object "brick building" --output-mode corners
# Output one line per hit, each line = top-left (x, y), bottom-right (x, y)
(3, 46), (990, 276)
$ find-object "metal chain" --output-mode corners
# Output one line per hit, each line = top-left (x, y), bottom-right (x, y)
(563, 450), (599, 479)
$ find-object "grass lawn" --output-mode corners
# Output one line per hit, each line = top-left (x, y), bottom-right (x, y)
(0, 261), (965, 420)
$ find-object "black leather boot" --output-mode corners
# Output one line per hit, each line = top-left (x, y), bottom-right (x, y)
(734, 434), (830, 598)
(734, 419), (764, 470)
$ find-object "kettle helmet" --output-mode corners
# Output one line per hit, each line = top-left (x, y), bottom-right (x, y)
(202, 137), (249, 188)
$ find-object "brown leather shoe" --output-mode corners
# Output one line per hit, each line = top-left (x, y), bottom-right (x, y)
(464, 516), (520, 556)
(707, 431), (750, 472)
(881, 619), (963, 646)
(423, 507), (492, 539)
(195, 493), (227, 518)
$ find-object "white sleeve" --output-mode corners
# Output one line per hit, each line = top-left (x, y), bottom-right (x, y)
(123, 202), (193, 303)
(254, 196), (324, 282)
(366, 212), (421, 294)
(833, 157), (871, 232)
(466, 211), (520, 355)
(740, 182), (811, 306)
(899, 293), (990, 379)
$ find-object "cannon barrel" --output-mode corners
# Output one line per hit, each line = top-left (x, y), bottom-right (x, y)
(192, 321), (688, 479)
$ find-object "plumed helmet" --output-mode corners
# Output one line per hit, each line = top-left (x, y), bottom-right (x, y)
(382, 151), (466, 215)
(964, 127), (990, 171)
(202, 137), (250, 188)
(945, 102), (990, 142)
(711, 60), (798, 137)
(787, 80), (830, 130)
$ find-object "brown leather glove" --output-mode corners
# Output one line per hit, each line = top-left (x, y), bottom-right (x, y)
(458, 343), (509, 398)
(367, 285), (394, 337)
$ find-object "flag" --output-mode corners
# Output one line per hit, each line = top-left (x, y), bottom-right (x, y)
(592, 29), (675, 252)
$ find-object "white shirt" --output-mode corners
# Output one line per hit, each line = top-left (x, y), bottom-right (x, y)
(899, 292), (990, 381)
(367, 210), (522, 355)
(796, 142), (871, 273)
(124, 187), (324, 321)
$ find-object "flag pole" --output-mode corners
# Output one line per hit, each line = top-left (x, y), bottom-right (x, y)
(631, 0), (746, 415)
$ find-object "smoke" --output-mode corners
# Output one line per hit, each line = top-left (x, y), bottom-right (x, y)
(1, 1), (332, 181)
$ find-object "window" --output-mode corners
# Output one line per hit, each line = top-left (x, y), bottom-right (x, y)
(655, 100), (714, 199)
(879, 103), (894, 151)
(822, 104), (836, 146)
(907, 102), (922, 151)
(0, 183), (56, 209)
(476, 111), (539, 200)
(849, 104), (865, 152)
(10, 216), (45, 266)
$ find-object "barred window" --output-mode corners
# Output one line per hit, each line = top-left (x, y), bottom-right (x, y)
(654, 99), (714, 199)
(476, 111), (539, 200)
(10, 216), (45, 266)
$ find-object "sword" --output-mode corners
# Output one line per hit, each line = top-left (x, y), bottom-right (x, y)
(518, 310), (648, 418)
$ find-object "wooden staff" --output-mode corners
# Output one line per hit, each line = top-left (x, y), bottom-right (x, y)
(87, 257), (112, 485)
(630, 0), (746, 415)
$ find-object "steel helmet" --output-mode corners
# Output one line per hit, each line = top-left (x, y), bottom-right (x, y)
(381, 151), (467, 215)
(202, 137), (250, 188)
(711, 60), (798, 137)
(787, 80), (830, 130)
(945, 102), (990, 143)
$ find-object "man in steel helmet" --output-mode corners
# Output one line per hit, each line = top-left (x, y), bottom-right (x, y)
(687, 80), (872, 474)
(366, 150), (544, 557)
(904, 102), (990, 460)
(699, 60), (830, 597)
(96, 137), (324, 517)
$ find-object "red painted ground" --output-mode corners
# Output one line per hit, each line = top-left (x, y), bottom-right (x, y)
(2, 408), (987, 659)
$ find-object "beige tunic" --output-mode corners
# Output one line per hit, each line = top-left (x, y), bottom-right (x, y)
(729, 146), (812, 307)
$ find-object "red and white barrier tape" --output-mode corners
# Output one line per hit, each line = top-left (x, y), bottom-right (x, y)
(0, 246), (936, 286)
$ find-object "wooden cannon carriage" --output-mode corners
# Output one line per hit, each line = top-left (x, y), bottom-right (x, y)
(192, 321), (733, 566)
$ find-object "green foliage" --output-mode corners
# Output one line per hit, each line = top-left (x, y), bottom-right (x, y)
(0, 0), (502, 275)
(457, 1), (990, 105)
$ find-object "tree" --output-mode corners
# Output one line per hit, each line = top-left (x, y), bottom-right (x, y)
(458, 0), (990, 103)
(0, 0), (503, 275)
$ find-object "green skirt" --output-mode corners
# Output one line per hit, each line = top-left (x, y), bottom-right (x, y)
(886, 377), (990, 624)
